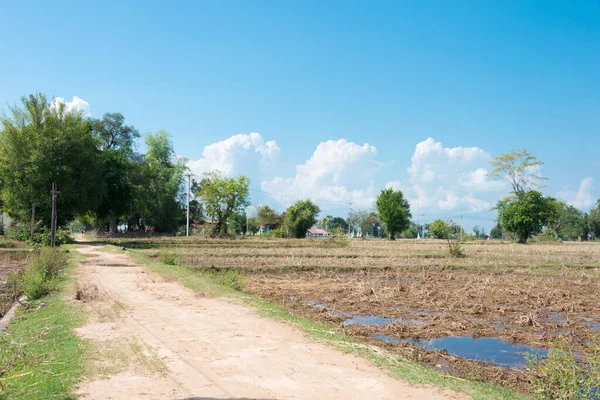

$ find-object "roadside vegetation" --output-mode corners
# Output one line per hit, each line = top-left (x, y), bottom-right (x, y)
(0, 246), (84, 400)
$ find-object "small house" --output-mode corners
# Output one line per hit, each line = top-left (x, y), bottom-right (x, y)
(307, 228), (329, 237)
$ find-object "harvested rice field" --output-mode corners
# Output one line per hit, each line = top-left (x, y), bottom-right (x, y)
(111, 236), (600, 394)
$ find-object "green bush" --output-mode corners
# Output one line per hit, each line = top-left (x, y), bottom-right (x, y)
(19, 247), (68, 300)
(159, 248), (180, 265)
(211, 270), (245, 291)
(265, 228), (285, 238)
(527, 334), (600, 399)
(8, 223), (73, 246)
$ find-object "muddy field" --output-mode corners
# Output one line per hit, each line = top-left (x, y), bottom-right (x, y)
(114, 237), (600, 393)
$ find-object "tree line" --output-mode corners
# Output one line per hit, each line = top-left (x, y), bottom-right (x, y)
(0, 93), (597, 243)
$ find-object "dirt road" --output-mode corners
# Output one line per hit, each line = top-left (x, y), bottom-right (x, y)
(75, 244), (466, 400)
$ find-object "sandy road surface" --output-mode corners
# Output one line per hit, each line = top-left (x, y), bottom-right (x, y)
(74, 244), (466, 400)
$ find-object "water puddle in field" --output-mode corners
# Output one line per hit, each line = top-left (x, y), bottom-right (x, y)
(342, 315), (428, 327)
(411, 336), (548, 369)
(372, 334), (398, 343)
(584, 321), (600, 330)
(548, 312), (568, 324)
(306, 300), (428, 326)
(370, 334), (547, 369)
(305, 300), (352, 317)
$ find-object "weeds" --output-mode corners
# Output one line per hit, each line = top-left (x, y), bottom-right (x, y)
(447, 236), (466, 258)
(527, 334), (600, 399)
(209, 270), (245, 291)
(0, 248), (83, 400)
(17, 247), (68, 300)
(159, 248), (180, 265)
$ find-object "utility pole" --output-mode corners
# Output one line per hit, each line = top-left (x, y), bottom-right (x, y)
(185, 173), (193, 237)
(460, 214), (463, 241)
(414, 202), (426, 239)
(346, 201), (355, 236)
(30, 204), (35, 241)
(50, 183), (60, 247)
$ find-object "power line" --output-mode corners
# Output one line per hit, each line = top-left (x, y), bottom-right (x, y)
(248, 188), (358, 205)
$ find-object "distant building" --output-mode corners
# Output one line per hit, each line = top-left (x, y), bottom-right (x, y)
(307, 228), (329, 237)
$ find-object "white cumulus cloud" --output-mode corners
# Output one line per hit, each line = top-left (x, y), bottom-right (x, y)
(406, 138), (503, 212)
(385, 180), (402, 190)
(52, 96), (91, 116)
(187, 133), (280, 177)
(557, 177), (595, 210)
(261, 139), (379, 208)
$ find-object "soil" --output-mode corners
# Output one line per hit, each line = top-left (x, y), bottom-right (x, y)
(74, 244), (465, 400)
(244, 267), (600, 392)
(0, 251), (29, 317)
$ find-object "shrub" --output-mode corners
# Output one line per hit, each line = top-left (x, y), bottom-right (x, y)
(527, 334), (600, 399)
(323, 234), (349, 248)
(211, 270), (245, 291)
(19, 247), (67, 300)
(265, 228), (285, 238)
(159, 248), (180, 265)
(8, 223), (73, 246)
(447, 237), (466, 258)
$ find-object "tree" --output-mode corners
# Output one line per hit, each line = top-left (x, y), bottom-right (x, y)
(0, 93), (104, 226)
(90, 112), (140, 152)
(546, 199), (587, 240)
(402, 224), (419, 239)
(490, 223), (503, 239)
(430, 220), (448, 239)
(348, 210), (379, 238)
(472, 225), (486, 239)
(282, 200), (320, 238)
(135, 131), (187, 232)
(255, 205), (283, 229)
(488, 149), (546, 195)
(588, 209), (600, 240)
(496, 190), (553, 243)
(375, 188), (411, 240)
(90, 112), (140, 234)
(318, 215), (348, 235)
(227, 212), (247, 235)
(197, 171), (250, 236)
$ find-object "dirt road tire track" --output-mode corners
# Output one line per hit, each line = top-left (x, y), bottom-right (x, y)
(75, 244), (466, 400)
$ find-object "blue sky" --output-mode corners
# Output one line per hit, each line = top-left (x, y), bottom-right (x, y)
(1, 1), (599, 230)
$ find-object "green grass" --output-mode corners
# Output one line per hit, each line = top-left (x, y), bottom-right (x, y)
(0, 246), (85, 400)
(110, 244), (526, 400)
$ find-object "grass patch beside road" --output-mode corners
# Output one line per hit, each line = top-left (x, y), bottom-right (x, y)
(0, 246), (85, 400)
(115, 243), (524, 400)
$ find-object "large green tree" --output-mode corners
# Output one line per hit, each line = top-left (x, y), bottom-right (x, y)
(488, 149), (546, 195)
(546, 199), (589, 240)
(196, 171), (250, 236)
(317, 215), (348, 233)
(496, 191), (553, 243)
(588, 209), (600, 240)
(255, 205), (283, 229)
(283, 200), (320, 238)
(90, 112), (140, 234)
(135, 131), (187, 232)
(0, 93), (103, 226)
(375, 188), (411, 240)
(430, 219), (450, 239)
